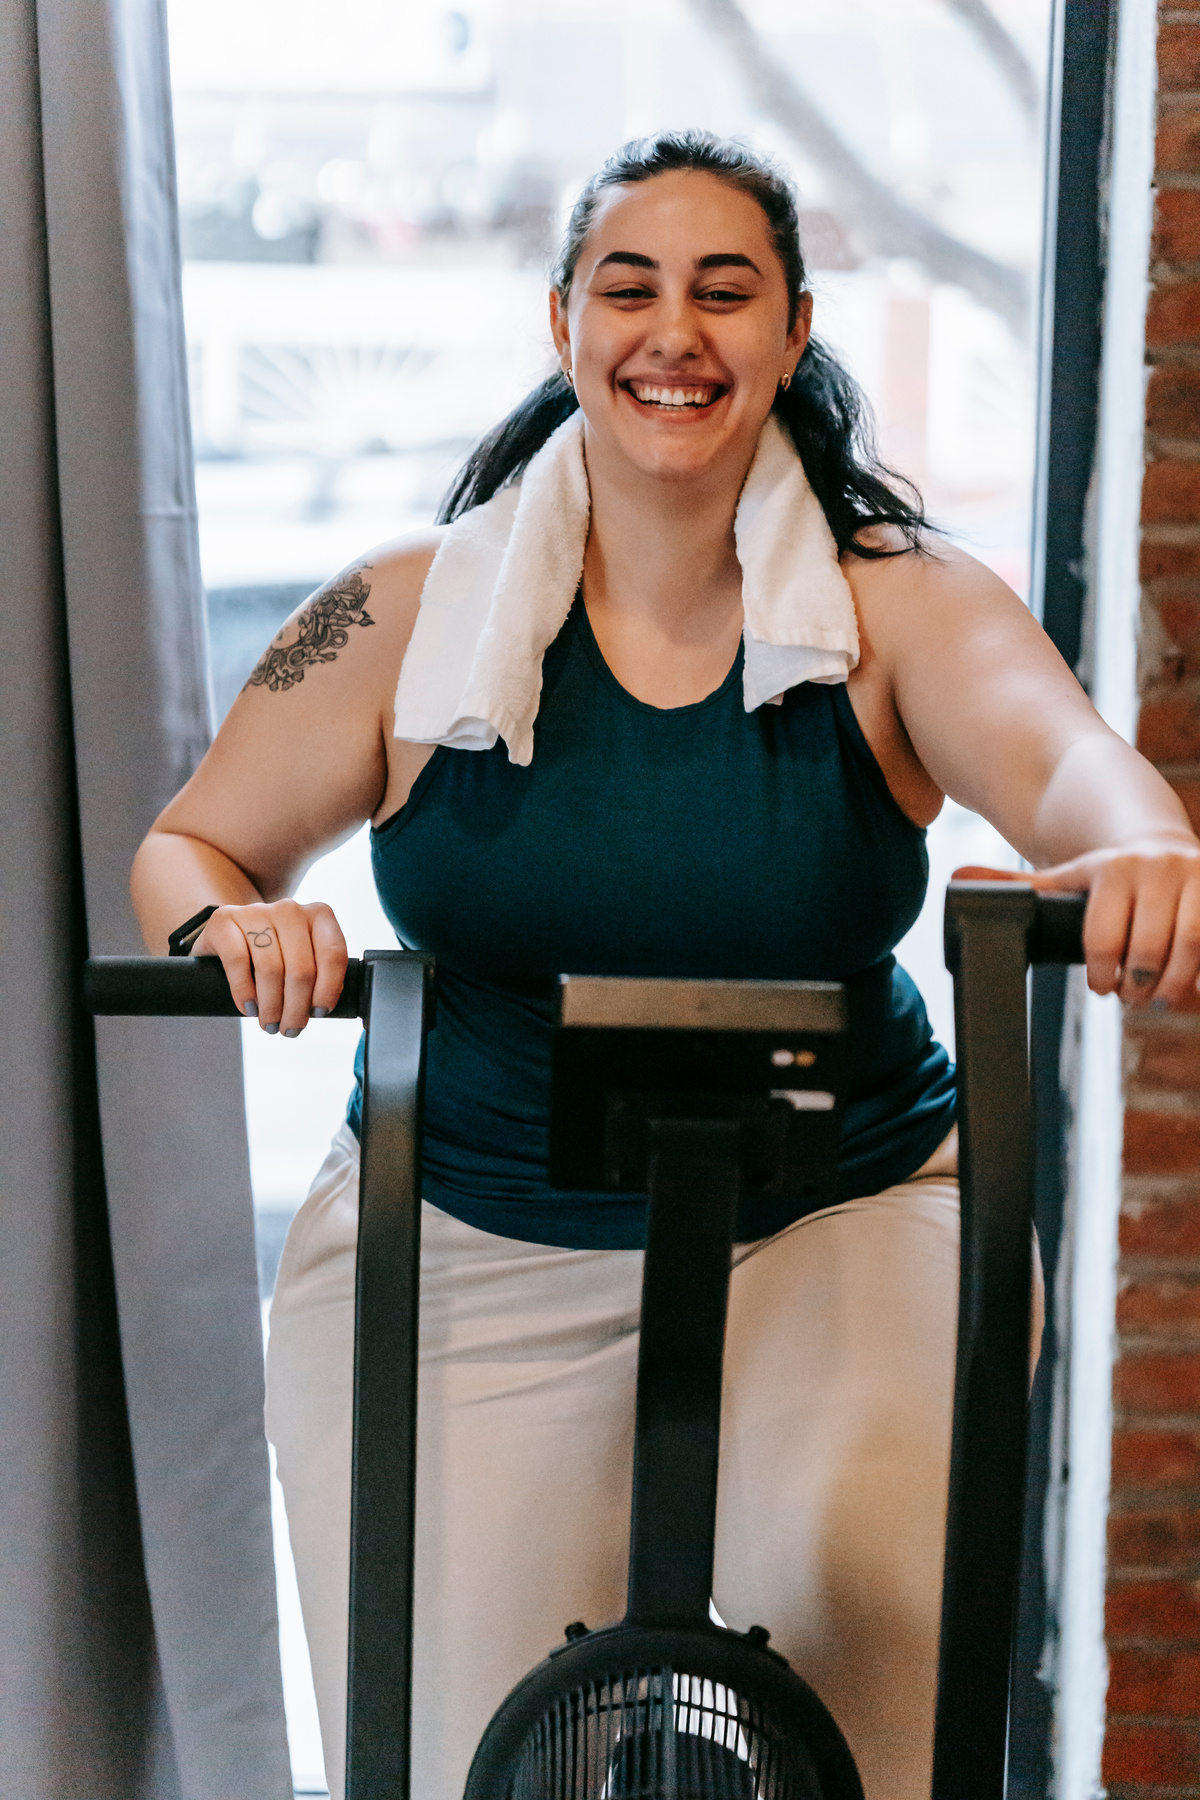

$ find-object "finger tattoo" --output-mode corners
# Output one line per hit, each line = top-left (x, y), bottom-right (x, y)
(248, 928), (275, 949)
(1130, 967), (1158, 988)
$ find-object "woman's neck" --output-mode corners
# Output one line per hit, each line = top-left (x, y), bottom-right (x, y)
(579, 436), (749, 706)
(581, 436), (745, 630)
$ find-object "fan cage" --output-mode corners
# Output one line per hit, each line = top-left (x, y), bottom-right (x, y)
(507, 1665), (823, 1799)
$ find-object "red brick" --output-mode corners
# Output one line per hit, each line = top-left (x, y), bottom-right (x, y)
(1157, 596), (1200, 663)
(1120, 1279), (1200, 1338)
(1144, 543), (1200, 583)
(1107, 1645), (1200, 1715)
(1160, 114), (1200, 177)
(1160, 23), (1200, 92)
(1148, 280), (1200, 348)
(1112, 1427), (1200, 1489)
(1148, 590), (1200, 684)
(1108, 1577), (1200, 1639)
(1115, 1351), (1200, 1414)
(1139, 693), (1200, 763)
(1121, 1191), (1200, 1258)
(1128, 1026), (1200, 1091)
(1110, 1508), (1200, 1571)
(1155, 190), (1200, 263)
(1172, 777), (1200, 834)
(1126, 1112), (1200, 1175)
(1104, 1720), (1200, 1786)
(1149, 364), (1200, 435)
(1144, 459), (1200, 523)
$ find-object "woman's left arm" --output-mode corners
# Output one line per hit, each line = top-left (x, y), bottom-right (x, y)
(850, 540), (1200, 1007)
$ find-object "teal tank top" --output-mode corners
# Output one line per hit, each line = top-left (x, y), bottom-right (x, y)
(349, 595), (955, 1248)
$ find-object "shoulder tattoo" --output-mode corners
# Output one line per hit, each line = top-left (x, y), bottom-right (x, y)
(245, 567), (375, 695)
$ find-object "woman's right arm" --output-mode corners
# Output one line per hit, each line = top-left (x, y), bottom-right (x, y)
(131, 539), (435, 1032)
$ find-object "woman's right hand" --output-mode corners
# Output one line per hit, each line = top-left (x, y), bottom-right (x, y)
(191, 900), (349, 1036)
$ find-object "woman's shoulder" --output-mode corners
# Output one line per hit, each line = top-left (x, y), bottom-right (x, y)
(227, 527), (443, 726)
(839, 526), (1032, 659)
(275, 527), (443, 682)
(840, 527), (1017, 610)
(341, 526), (444, 629)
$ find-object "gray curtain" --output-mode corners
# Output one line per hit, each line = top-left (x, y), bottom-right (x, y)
(0, 0), (292, 1793)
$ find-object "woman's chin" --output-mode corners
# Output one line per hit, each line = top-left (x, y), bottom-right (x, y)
(597, 417), (747, 487)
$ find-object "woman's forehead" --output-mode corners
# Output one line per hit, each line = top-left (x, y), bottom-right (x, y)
(580, 172), (775, 267)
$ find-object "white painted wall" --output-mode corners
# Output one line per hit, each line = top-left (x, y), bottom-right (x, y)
(1053, 3), (1157, 1794)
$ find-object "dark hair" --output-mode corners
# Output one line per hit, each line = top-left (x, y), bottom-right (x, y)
(438, 130), (928, 558)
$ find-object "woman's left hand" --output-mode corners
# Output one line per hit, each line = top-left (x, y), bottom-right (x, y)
(956, 837), (1200, 1007)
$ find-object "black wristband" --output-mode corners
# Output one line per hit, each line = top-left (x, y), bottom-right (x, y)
(168, 904), (220, 957)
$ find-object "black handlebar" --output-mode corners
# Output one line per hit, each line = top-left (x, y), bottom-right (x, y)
(82, 888), (1086, 1023)
(83, 954), (367, 1018)
(945, 882), (1087, 972)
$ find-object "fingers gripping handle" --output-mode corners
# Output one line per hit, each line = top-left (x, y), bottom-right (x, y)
(934, 883), (1084, 1800)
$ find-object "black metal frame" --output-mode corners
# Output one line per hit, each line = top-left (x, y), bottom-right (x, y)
(84, 948), (433, 1800)
(934, 884), (1086, 1800)
(345, 953), (431, 1800)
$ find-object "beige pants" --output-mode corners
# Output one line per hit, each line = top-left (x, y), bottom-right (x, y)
(266, 1125), (1011, 1800)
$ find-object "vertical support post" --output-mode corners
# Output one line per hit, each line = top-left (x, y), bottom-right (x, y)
(625, 1118), (740, 1628)
(345, 952), (430, 1800)
(935, 886), (1038, 1800)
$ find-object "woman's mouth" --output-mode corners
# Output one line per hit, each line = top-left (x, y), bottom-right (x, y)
(622, 380), (725, 412)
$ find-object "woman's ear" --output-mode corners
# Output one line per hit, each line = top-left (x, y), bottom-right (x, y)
(548, 288), (570, 365)
(788, 291), (814, 363)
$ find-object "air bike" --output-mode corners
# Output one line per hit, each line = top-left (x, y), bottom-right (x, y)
(83, 880), (1087, 1800)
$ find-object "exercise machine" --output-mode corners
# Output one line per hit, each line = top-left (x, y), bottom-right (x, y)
(82, 879), (1088, 1799)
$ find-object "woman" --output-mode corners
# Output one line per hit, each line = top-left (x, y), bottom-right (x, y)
(133, 133), (1200, 1799)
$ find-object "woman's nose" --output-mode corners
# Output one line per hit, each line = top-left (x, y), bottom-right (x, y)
(643, 296), (704, 362)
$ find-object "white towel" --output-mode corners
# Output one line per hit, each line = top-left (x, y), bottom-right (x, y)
(393, 410), (859, 767)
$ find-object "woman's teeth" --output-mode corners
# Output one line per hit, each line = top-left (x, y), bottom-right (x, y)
(629, 383), (717, 409)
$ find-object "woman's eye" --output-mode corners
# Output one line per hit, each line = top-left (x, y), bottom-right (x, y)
(700, 287), (749, 304)
(605, 285), (655, 300)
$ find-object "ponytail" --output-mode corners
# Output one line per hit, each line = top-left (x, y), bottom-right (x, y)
(437, 373), (579, 524)
(773, 337), (926, 558)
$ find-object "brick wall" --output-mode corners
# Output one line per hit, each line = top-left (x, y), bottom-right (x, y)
(1103, 9), (1200, 1795)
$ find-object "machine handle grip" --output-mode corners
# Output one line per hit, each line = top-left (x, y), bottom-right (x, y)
(945, 883), (1086, 972)
(1028, 889), (1087, 964)
(82, 955), (366, 1019)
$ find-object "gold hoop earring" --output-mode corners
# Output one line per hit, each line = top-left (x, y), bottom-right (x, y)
(779, 371), (792, 392)
(564, 366), (574, 388)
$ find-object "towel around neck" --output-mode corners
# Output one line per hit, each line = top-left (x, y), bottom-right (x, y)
(392, 409), (860, 767)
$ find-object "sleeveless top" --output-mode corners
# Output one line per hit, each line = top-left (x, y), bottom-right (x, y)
(348, 595), (955, 1248)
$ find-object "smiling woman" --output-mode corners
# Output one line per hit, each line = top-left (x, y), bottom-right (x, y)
(131, 129), (1200, 1800)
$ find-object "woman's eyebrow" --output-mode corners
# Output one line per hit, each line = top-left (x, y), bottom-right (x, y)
(595, 251), (658, 270)
(696, 253), (762, 274)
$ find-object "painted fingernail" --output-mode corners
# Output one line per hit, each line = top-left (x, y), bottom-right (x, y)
(284, 1027), (301, 1038)
(263, 1021), (280, 1035)
(243, 1001), (258, 1017)
(311, 1005), (330, 1018)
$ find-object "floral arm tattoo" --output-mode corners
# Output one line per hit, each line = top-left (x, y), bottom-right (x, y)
(245, 566), (375, 694)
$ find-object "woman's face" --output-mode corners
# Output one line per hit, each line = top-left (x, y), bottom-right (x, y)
(550, 170), (812, 492)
